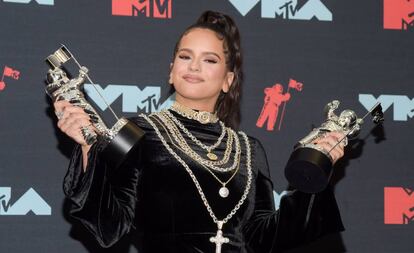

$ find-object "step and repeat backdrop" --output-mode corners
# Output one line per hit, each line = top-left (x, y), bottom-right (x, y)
(0, 0), (413, 252)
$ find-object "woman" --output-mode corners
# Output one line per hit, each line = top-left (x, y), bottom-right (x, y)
(54, 10), (345, 253)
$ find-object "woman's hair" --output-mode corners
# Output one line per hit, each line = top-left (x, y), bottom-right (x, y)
(172, 10), (243, 129)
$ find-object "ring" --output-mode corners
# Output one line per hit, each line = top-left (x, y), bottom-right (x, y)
(341, 137), (348, 147)
(55, 111), (64, 120)
(80, 124), (96, 145)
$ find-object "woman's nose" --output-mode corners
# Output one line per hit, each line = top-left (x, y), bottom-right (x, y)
(188, 59), (200, 72)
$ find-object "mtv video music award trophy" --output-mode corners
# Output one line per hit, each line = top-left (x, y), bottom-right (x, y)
(285, 100), (384, 193)
(45, 45), (145, 168)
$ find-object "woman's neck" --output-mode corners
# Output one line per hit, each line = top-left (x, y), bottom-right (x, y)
(175, 97), (216, 113)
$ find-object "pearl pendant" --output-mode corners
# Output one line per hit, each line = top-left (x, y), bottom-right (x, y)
(219, 186), (229, 198)
(207, 152), (218, 161)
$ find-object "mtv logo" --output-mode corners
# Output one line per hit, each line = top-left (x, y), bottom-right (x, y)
(0, 187), (51, 215)
(384, 187), (414, 224)
(229, 0), (332, 21)
(112, 0), (172, 19)
(384, 0), (414, 30)
(84, 84), (175, 113)
(359, 94), (414, 121)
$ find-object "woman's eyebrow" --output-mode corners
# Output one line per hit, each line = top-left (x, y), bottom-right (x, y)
(178, 48), (222, 59)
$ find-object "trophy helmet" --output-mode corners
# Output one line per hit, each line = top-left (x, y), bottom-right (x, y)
(338, 109), (357, 128)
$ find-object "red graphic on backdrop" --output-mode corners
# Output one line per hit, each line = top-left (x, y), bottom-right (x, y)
(384, 0), (414, 30)
(0, 66), (20, 91)
(112, 0), (172, 19)
(384, 187), (414, 224)
(256, 79), (303, 131)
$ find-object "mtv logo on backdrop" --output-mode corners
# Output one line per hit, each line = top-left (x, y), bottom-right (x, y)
(229, 0), (332, 21)
(384, 0), (414, 30)
(2, 0), (53, 5)
(0, 187), (51, 215)
(384, 187), (414, 224)
(84, 84), (175, 113)
(112, 0), (172, 19)
(359, 94), (414, 121)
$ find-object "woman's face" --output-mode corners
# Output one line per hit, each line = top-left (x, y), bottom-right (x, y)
(169, 28), (234, 111)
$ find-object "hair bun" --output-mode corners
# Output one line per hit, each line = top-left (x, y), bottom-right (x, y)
(196, 11), (236, 37)
(197, 10), (227, 26)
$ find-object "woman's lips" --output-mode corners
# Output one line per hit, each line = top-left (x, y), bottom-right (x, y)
(183, 74), (204, 83)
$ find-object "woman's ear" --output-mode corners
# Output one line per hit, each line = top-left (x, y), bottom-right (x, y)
(222, 72), (235, 93)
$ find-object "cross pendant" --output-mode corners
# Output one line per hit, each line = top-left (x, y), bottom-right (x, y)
(209, 221), (229, 253)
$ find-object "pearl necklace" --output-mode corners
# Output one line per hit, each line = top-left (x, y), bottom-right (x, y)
(141, 114), (252, 253)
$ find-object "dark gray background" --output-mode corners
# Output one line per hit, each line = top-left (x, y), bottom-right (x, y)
(0, 0), (413, 252)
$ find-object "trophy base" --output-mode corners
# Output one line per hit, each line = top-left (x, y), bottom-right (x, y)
(101, 119), (145, 169)
(284, 147), (333, 193)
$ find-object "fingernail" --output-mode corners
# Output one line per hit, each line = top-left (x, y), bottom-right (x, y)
(90, 115), (99, 121)
(84, 108), (94, 114)
(90, 118), (99, 123)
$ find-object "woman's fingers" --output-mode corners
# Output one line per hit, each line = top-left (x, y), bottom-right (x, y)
(59, 113), (91, 133)
(313, 132), (346, 164)
(53, 100), (71, 118)
(53, 100), (95, 146)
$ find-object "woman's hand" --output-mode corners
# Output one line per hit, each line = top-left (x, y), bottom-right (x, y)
(54, 100), (94, 147)
(312, 132), (346, 164)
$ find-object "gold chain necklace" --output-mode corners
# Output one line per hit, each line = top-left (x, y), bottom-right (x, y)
(150, 113), (239, 198)
(163, 110), (225, 161)
(170, 101), (219, 124)
(155, 111), (241, 172)
(141, 113), (252, 253)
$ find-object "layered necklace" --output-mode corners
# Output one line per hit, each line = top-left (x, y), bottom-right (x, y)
(152, 111), (239, 198)
(139, 103), (253, 253)
(160, 110), (240, 172)
(164, 109), (226, 161)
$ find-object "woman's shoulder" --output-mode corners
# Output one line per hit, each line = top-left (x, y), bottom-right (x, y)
(127, 114), (156, 131)
(235, 130), (271, 177)
(231, 130), (267, 164)
(234, 130), (264, 151)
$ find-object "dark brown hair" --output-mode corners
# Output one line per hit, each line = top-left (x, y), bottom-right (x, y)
(172, 10), (243, 129)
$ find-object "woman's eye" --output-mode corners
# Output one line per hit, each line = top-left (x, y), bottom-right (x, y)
(178, 55), (190, 60)
(205, 58), (218, 64)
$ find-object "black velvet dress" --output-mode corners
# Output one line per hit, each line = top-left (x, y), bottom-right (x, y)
(63, 110), (344, 253)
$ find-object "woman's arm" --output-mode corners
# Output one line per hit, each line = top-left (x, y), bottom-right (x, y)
(63, 142), (141, 247)
(243, 138), (344, 252)
(54, 100), (145, 247)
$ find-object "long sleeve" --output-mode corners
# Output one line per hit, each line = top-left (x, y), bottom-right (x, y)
(63, 141), (141, 248)
(243, 139), (344, 253)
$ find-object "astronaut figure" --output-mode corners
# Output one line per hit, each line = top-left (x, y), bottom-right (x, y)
(298, 100), (363, 147)
(256, 83), (291, 131)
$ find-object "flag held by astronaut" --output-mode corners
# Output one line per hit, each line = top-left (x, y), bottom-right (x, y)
(3, 66), (20, 80)
(288, 78), (303, 91)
